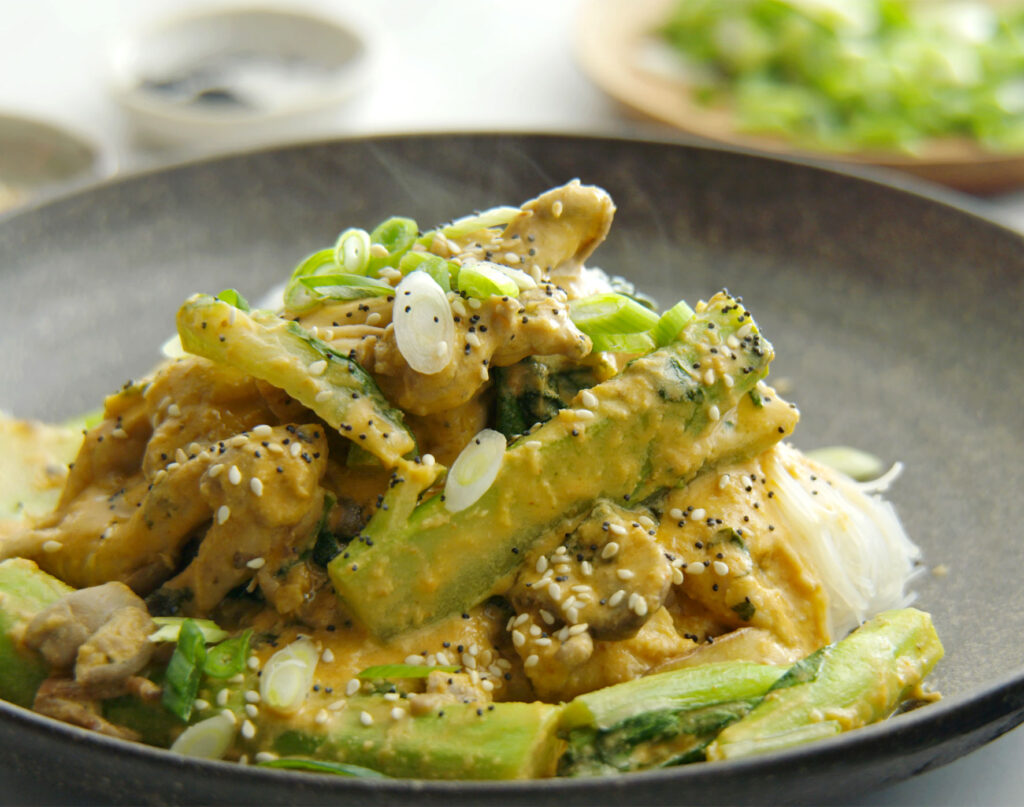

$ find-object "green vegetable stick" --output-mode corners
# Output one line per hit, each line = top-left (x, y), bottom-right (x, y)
(706, 608), (944, 761)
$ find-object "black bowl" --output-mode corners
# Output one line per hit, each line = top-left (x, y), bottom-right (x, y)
(1, 133), (1022, 805)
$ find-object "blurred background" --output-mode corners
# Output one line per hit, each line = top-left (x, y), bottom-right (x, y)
(2, 0), (1024, 227)
(1, 0), (1023, 804)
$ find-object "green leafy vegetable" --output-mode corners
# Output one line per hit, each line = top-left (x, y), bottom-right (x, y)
(356, 663), (461, 680)
(203, 629), (253, 679)
(162, 618), (208, 721)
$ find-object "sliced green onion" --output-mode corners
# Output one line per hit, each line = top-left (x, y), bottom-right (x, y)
(398, 251), (456, 291)
(260, 637), (319, 715)
(203, 629), (254, 679)
(367, 217), (418, 275)
(439, 205), (519, 239)
(298, 273), (394, 299)
(444, 428), (506, 513)
(284, 248), (338, 313)
(161, 333), (186, 359)
(333, 227), (372, 275)
(216, 288), (250, 312)
(489, 263), (537, 291)
(805, 446), (885, 482)
(589, 331), (657, 354)
(169, 712), (237, 759)
(569, 293), (661, 335)
(150, 617), (229, 644)
(652, 300), (696, 346)
(457, 260), (520, 299)
(356, 663), (461, 680)
(161, 618), (207, 722)
(392, 270), (455, 375)
(259, 758), (388, 778)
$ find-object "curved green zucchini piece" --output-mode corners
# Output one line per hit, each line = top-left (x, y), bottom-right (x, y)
(0, 558), (72, 706)
(176, 295), (415, 466)
(331, 291), (794, 639)
(706, 608), (944, 761)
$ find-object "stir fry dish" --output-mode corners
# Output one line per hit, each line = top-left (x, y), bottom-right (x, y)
(657, 0), (1024, 154)
(0, 181), (941, 779)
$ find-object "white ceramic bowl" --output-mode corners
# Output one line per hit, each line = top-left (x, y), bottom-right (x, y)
(109, 6), (370, 150)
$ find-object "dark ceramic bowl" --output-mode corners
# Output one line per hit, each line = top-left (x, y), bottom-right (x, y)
(1, 134), (1022, 805)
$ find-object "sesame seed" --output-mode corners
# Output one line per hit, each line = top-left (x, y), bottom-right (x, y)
(723, 374), (735, 388)
(221, 709), (236, 725)
(252, 424), (272, 436)
(574, 409), (596, 421)
(165, 462), (180, 472)
(248, 477), (264, 497)
(370, 244), (389, 259)
(216, 689), (229, 707)
(175, 448), (188, 464)
(466, 332), (481, 348)
(481, 679), (495, 692)
(551, 201), (564, 217)
(713, 560), (729, 575)
(672, 567), (685, 585)
(571, 584), (591, 594)
(309, 359), (328, 376)
(244, 690), (261, 703)
(346, 679), (361, 696)
(366, 312), (382, 326)
(247, 656), (260, 671)
(153, 469), (168, 484)
(539, 610), (555, 625)
(228, 435), (248, 448)
(581, 560), (593, 576)
(111, 427), (128, 440)
(524, 654), (539, 668)
(245, 704), (259, 719)
(536, 556), (549, 573)
(568, 623), (589, 636)
(703, 369), (715, 385)
(315, 390), (332, 403)
(709, 405), (721, 421)
(216, 505), (231, 524)
(608, 589), (626, 607)
(566, 607), (580, 624)
(581, 390), (599, 408)
(167, 404), (181, 417)
(514, 613), (529, 627)
(329, 700), (347, 711)
(360, 711), (374, 727)
(547, 582), (562, 600)
(691, 508), (707, 520)
(322, 648), (335, 663)
(628, 592), (640, 610)
(290, 442), (303, 457)
(601, 542), (620, 559)
(616, 568), (635, 580)
(266, 443), (284, 455)
(512, 629), (526, 647)
(535, 637), (552, 647)
(391, 707), (405, 721)
(405, 654), (424, 665)
(669, 507), (684, 520)
(687, 562), (706, 576)
(246, 557), (265, 570)
(556, 627), (570, 641)
(608, 524), (627, 536)
(194, 699), (210, 711)
(255, 752), (279, 763)
(42, 540), (63, 553)
(529, 624), (542, 637)
(227, 465), (242, 485)
(633, 598), (649, 617)
(315, 709), (329, 725)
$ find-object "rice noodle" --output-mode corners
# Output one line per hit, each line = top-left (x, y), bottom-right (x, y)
(763, 443), (921, 638)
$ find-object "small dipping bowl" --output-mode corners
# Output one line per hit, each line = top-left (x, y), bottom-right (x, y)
(109, 6), (370, 150)
(0, 113), (105, 215)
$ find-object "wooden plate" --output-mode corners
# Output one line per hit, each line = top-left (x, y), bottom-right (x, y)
(576, 0), (1024, 192)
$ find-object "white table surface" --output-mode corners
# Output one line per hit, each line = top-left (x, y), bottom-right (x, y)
(1, 1), (1023, 804)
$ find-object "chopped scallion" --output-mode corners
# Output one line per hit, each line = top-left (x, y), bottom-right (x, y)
(398, 252), (457, 291)
(150, 617), (229, 644)
(260, 637), (319, 715)
(333, 227), (372, 275)
(161, 618), (207, 722)
(216, 288), (250, 312)
(367, 217), (418, 275)
(203, 629), (254, 679)
(444, 428), (506, 513)
(457, 260), (520, 299)
(652, 300), (696, 346)
(569, 293), (660, 337)
(356, 663), (461, 680)
(392, 270), (455, 375)
(298, 273), (394, 298)
(588, 331), (657, 354)
(259, 758), (388, 778)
